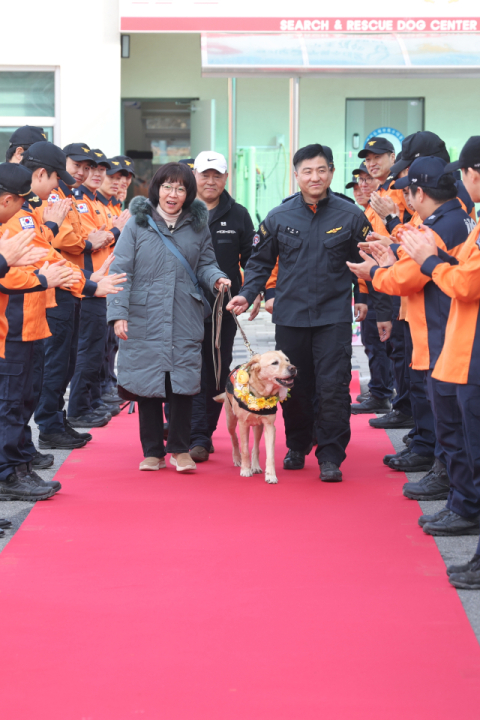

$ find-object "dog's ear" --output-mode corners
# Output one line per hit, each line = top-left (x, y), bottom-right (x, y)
(245, 354), (261, 375)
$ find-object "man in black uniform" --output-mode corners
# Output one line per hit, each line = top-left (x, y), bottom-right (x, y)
(189, 151), (256, 462)
(227, 143), (371, 482)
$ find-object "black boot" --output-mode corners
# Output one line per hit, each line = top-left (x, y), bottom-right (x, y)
(319, 461), (342, 482)
(418, 507), (449, 527)
(449, 555), (480, 589)
(355, 390), (371, 403)
(31, 450), (54, 469)
(0, 465), (54, 501)
(39, 432), (87, 450)
(383, 447), (410, 466)
(388, 450), (434, 472)
(64, 412), (92, 442)
(0, 519), (12, 529)
(283, 450), (305, 470)
(67, 412), (110, 428)
(369, 410), (415, 429)
(447, 554), (480, 576)
(402, 434), (412, 446)
(402, 459), (449, 500)
(423, 510), (480, 536)
(351, 396), (392, 415)
(27, 465), (62, 494)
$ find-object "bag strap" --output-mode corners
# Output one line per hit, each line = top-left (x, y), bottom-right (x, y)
(146, 215), (201, 292)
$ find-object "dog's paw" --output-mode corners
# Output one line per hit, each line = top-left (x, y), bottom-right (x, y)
(265, 474), (278, 484)
(233, 453), (242, 467)
(251, 465), (263, 475)
(240, 468), (253, 477)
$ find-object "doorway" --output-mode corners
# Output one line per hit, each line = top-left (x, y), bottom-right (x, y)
(345, 98), (424, 187)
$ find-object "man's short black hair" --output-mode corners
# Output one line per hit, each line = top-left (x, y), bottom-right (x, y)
(293, 144), (333, 171)
(149, 162), (197, 210)
(409, 175), (456, 203)
(5, 144), (31, 162)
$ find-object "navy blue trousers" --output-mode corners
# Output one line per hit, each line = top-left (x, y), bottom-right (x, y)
(455, 384), (480, 536)
(68, 297), (107, 417)
(35, 290), (81, 434)
(388, 317), (412, 416)
(404, 322), (435, 457)
(190, 312), (237, 451)
(0, 340), (37, 481)
(426, 372), (474, 519)
(360, 315), (393, 401)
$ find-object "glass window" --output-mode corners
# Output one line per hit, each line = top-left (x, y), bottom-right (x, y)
(0, 72), (55, 117)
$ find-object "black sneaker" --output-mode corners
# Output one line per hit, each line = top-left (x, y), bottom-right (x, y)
(67, 413), (110, 428)
(0, 466), (54, 501)
(0, 519), (12, 529)
(101, 390), (121, 404)
(351, 396), (392, 415)
(403, 460), (449, 500)
(355, 390), (371, 403)
(31, 450), (54, 469)
(27, 465), (61, 494)
(418, 507), (450, 528)
(283, 450), (305, 470)
(402, 434), (412, 446)
(388, 450), (434, 472)
(423, 510), (480, 536)
(0, 529), (4, 537)
(383, 447), (410, 466)
(94, 402), (119, 417)
(209, 444), (215, 454)
(446, 554), (480, 576)
(320, 461), (343, 482)
(63, 412), (92, 442)
(449, 555), (480, 589)
(369, 410), (415, 429)
(39, 432), (87, 450)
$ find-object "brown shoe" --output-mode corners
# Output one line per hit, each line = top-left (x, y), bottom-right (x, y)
(189, 446), (209, 463)
(170, 453), (197, 472)
(139, 456), (166, 471)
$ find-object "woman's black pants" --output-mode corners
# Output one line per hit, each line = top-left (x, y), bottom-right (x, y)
(137, 374), (192, 457)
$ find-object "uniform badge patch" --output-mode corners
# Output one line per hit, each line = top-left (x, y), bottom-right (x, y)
(362, 225), (369, 237)
(259, 223), (269, 238)
(48, 193), (59, 203)
(326, 226), (343, 234)
(367, 140), (376, 146)
(77, 203), (88, 213)
(252, 233), (260, 246)
(19, 216), (35, 229)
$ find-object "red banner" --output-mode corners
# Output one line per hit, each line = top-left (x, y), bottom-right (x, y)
(121, 16), (480, 33)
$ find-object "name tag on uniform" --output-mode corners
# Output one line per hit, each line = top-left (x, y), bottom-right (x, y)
(48, 193), (60, 203)
(19, 216), (35, 229)
(285, 226), (300, 236)
(77, 203), (88, 213)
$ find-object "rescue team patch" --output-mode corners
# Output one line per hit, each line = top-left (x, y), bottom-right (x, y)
(326, 227), (343, 234)
(259, 223), (269, 238)
(362, 225), (370, 237)
(252, 233), (260, 246)
(285, 226), (300, 236)
(19, 217), (35, 229)
(48, 193), (60, 203)
(77, 203), (88, 213)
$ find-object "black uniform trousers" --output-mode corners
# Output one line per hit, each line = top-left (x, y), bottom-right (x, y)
(100, 324), (119, 395)
(403, 322), (435, 458)
(190, 312), (237, 451)
(138, 373), (193, 456)
(68, 297), (107, 417)
(35, 290), (81, 435)
(0, 340), (38, 482)
(360, 313), (393, 401)
(276, 322), (352, 466)
(425, 372), (475, 519)
(387, 315), (412, 417)
(455, 384), (480, 534)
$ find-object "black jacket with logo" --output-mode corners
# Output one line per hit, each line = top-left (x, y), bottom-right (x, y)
(241, 189), (373, 327)
(205, 190), (255, 305)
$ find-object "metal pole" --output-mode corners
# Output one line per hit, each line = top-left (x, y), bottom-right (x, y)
(228, 77), (237, 197)
(289, 77), (300, 195)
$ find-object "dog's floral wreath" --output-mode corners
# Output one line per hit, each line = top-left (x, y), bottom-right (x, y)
(231, 364), (290, 412)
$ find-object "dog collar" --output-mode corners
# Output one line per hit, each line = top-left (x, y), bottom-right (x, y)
(227, 364), (289, 415)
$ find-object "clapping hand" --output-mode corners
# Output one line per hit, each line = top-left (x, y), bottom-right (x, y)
(0, 229), (48, 268)
(399, 226), (438, 265)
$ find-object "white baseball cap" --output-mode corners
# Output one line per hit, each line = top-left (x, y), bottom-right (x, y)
(194, 151), (228, 174)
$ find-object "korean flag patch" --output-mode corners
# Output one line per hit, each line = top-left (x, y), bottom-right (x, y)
(77, 203), (88, 214)
(48, 193), (59, 203)
(252, 233), (260, 246)
(19, 216), (35, 230)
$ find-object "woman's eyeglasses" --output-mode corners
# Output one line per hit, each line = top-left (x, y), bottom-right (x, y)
(161, 184), (187, 196)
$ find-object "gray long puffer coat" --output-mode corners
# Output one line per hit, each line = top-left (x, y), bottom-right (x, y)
(106, 196), (226, 397)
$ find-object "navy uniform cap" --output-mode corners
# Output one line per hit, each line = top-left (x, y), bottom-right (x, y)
(118, 155), (136, 176)
(358, 137), (395, 158)
(63, 143), (93, 163)
(106, 156), (136, 176)
(9, 125), (47, 147)
(444, 136), (480, 173)
(394, 156), (453, 190)
(179, 158), (195, 171)
(352, 161), (370, 177)
(23, 141), (76, 186)
(0, 162), (32, 196)
(88, 149), (111, 169)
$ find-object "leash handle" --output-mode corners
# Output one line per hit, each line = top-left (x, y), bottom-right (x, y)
(212, 287), (257, 392)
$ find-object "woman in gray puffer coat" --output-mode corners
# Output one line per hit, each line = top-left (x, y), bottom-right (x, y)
(107, 162), (230, 473)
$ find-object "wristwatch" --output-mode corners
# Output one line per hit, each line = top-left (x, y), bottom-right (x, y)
(385, 213), (398, 224)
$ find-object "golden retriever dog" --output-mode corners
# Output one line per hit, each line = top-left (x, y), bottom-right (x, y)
(215, 350), (296, 484)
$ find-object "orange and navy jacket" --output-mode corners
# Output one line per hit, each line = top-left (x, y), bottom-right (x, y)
(421, 220), (480, 385)
(110, 196), (123, 217)
(378, 176), (411, 224)
(2, 200), (97, 342)
(44, 180), (91, 268)
(371, 198), (474, 370)
(0, 249), (47, 357)
(364, 203), (390, 238)
(72, 185), (116, 272)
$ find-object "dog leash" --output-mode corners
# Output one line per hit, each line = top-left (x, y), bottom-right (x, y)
(212, 286), (257, 390)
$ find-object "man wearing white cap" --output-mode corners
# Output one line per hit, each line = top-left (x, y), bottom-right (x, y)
(189, 151), (256, 462)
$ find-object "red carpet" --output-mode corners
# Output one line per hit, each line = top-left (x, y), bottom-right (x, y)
(1, 374), (479, 719)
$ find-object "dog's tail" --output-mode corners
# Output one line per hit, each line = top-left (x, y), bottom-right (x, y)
(213, 393), (225, 404)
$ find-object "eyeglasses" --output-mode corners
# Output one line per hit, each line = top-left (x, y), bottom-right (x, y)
(357, 176), (376, 185)
(161, 184), (187, 196)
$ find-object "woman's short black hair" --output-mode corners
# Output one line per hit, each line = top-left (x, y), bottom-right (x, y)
(149, 162), (197, 211)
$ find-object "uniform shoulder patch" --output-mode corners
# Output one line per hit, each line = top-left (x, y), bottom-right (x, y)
(362, 224), (370, 237)
(252, 233), (260, 246)
(48, 193), (60, 203)
(76, 203), (88, 213)
(326, 226), (343, 234)
(259, 222), (269, 238)
(19, 216), (35, 229)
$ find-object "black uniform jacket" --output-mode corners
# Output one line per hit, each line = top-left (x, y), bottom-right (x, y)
(241, 189), (372, 327)
(205, 190), (255, 306)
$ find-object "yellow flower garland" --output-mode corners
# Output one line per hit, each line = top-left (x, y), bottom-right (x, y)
(232, 364), (288, 412)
